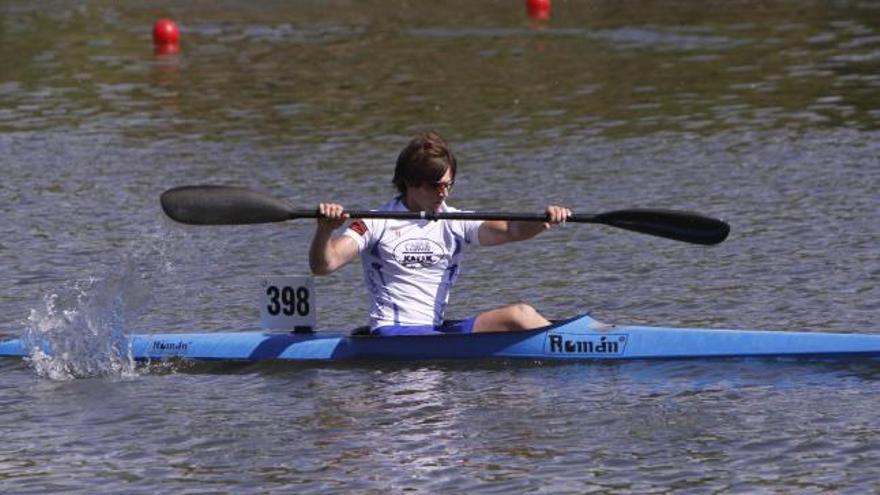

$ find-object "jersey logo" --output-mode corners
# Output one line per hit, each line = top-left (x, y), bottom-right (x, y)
(350, 220), (368, 236)
(392, 238), (445, 268)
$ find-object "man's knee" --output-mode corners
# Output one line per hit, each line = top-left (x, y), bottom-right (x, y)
(508, 302), (538, 321)
(474, 302), (548, 332)
(503, 302), (543, 329)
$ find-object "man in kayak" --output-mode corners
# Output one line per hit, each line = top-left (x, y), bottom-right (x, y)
(309, 131), (571, 336)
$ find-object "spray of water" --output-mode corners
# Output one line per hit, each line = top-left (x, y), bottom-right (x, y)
(15, 215), (226, 380)
(20, 266), (151, 380)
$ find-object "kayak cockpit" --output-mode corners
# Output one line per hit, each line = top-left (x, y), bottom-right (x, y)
(346, 315), (593, 337)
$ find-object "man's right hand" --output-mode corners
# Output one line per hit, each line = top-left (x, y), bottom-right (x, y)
(317, 203), (349, 230)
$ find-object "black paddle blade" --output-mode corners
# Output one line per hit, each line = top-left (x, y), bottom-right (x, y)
(591, 209), (730, 245)
(160, 185), (295, 225)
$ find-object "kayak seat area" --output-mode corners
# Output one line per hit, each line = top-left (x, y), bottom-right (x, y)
(348, 320), (467, 336)
(350, 326), (371, 336)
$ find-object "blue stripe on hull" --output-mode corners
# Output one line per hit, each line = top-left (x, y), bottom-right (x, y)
(3, 315), (880, 362)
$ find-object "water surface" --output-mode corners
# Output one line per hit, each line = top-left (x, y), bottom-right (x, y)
(1, 1), (878, 493)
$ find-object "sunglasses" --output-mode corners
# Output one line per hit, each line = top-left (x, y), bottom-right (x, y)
(425, 180), (455, 193)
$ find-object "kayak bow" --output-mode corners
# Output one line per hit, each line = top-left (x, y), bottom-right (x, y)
(2, 314), (878, 362)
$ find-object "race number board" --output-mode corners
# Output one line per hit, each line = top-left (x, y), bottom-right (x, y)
(259, 276), (316, 331)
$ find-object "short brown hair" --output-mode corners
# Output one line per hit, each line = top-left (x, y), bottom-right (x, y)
(393, 131), (457, 195)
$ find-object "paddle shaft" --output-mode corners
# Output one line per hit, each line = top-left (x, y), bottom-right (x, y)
(160, 185), (730, 245)
(289, 209), (593, 223)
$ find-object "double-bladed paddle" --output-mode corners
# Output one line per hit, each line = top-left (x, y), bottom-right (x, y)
(160, 185), (730, 245)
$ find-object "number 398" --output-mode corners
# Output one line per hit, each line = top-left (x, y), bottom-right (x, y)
(265, 286), (310, 316)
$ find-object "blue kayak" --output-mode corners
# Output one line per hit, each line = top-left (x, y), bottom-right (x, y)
(2, 314), (879, 362)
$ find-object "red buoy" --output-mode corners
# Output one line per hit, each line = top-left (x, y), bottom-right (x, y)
(526, 0), (551, 21)
(153, 19), (180, 54)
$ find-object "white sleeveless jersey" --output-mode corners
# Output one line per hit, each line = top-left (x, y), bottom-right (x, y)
(343, 197), (483, 329)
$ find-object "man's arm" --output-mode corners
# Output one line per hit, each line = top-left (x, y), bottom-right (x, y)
(478, 205), (571, 247)
(309, 203), (360, 275)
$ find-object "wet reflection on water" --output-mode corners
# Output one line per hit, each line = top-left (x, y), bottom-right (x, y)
(2, 2), (879, 140)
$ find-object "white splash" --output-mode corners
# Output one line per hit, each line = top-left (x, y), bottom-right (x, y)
(21, 267), (148, 380)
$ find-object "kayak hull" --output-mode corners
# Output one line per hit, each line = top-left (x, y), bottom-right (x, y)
(2, 315), (879, 362)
